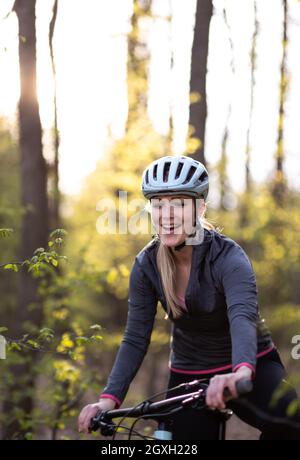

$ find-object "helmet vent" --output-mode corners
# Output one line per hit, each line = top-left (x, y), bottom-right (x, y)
(153, 164), (158, 180)
(183, 166), (197, 184)
(175, 162), (184, 179)
(198, 171), (208, 182)
(163, 162), (171, 182)
(145, 170), (149, 184)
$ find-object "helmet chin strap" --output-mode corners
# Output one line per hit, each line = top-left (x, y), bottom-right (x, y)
(174, 198), (203, 251)
(174, 230), (197, 251)
(174, 240), (191, 251)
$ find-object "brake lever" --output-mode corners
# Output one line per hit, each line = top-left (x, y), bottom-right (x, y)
(90, 410), (116, 436)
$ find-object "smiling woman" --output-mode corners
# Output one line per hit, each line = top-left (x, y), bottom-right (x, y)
(142, 155), (212, 319)
(80, 154), (300, 441)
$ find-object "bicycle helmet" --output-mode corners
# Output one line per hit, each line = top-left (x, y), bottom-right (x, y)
(141, 155), (209, 200)
(141, 156), (209, 251)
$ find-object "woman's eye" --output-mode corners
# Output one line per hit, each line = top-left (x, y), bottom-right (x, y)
(151, 200), (186, 209)
(172, 201), (185, 208)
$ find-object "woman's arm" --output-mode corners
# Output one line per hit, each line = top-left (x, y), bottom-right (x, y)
(206, 242), (258, 410)
(99, 257), (158, 407)
(215, 242), (258, 376)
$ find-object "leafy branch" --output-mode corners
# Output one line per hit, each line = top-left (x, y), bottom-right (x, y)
(1, 324), (103, 359)
(0, 228), (68, 272)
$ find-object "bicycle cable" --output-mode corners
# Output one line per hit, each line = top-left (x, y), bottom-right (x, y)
(110, 378), (207, 440)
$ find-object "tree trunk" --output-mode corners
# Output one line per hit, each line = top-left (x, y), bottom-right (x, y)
(218, 6), (232, 212)
(49, 0), (60, 230)
(15, 0), (48, 335)
(3, 0), (48, 439)
(188, 0), (213, 164)
(245, 0), (258, 196)
(240, 1), (258, 229)
(272, 0), (288, 205)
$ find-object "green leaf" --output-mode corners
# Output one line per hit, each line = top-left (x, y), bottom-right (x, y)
(68, 350), (76, 360)
(90, 324), (102, 331)
(39, 327), (54, 336)
(50, 228), (68, 238)
(28, 263), (39, 273)
(3, 264), (19, 272)
(33, 248), (45, 255)
(26, 340), (40, 349)
(9, 342), (22, 351)
(75, 336), (89, 346)
(0, 228), (14, 238)
(51, 259), (58, 267)
(90, 335), (103, 342)
(38, 328), (54, 342)
(0, 327), (8, 333)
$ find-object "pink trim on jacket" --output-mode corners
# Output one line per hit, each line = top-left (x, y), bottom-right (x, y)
(169, 362), (233, 375)
(256, 345), (275, 358)
(99, 393), (121, 409)
(232, 362), (256, 379)
(169, 344), (275, 376)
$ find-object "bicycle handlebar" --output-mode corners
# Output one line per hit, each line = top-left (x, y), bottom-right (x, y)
(225, 378), (253, 398)
(90, 378), (253, 435)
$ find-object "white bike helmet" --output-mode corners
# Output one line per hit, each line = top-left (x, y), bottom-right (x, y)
(141, 155), (209, 200)
(141, 156), (209, 251)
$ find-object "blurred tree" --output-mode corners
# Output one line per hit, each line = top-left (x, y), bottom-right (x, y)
(0, 120), (20, 329)
(187, 0), (213, 164)
(13, 0), (48, 330)
(272, 0), (288, 205)
(2, 0), (49, 439)
(245, 0), (258, 196)
(239, 0), (258, 232)
(48, 0), (60, 230)
(217, 5), (234, 212)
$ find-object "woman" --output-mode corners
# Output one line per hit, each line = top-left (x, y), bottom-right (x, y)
(78, 155), (300, 440)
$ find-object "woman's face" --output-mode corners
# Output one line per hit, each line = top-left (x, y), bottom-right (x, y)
(150, 194), (203, 247)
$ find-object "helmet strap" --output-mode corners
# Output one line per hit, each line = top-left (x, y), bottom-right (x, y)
(174, 198), (200, 251)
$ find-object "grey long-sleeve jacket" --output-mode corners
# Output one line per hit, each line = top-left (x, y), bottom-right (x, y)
(100, 229), (273, 408)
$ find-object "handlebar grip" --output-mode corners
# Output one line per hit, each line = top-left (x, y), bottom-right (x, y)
(236, 379), (253, 396)
(223, 379), (253, 399)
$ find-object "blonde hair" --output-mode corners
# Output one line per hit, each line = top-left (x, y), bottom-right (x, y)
(155, 202), (215, 319)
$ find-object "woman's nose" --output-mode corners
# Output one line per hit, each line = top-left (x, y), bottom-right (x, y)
(161, 204), (174, 219)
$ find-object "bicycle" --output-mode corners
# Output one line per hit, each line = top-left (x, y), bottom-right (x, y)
(90, 378), (254, 440)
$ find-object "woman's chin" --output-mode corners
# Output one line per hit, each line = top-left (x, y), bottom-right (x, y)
(160, 234), (185, 247)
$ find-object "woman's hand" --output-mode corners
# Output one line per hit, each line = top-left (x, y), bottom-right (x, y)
(78, 398), (116, 434)
(205, 366), (253, 410)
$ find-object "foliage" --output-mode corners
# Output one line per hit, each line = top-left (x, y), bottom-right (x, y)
(0, 229), (107, 439)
